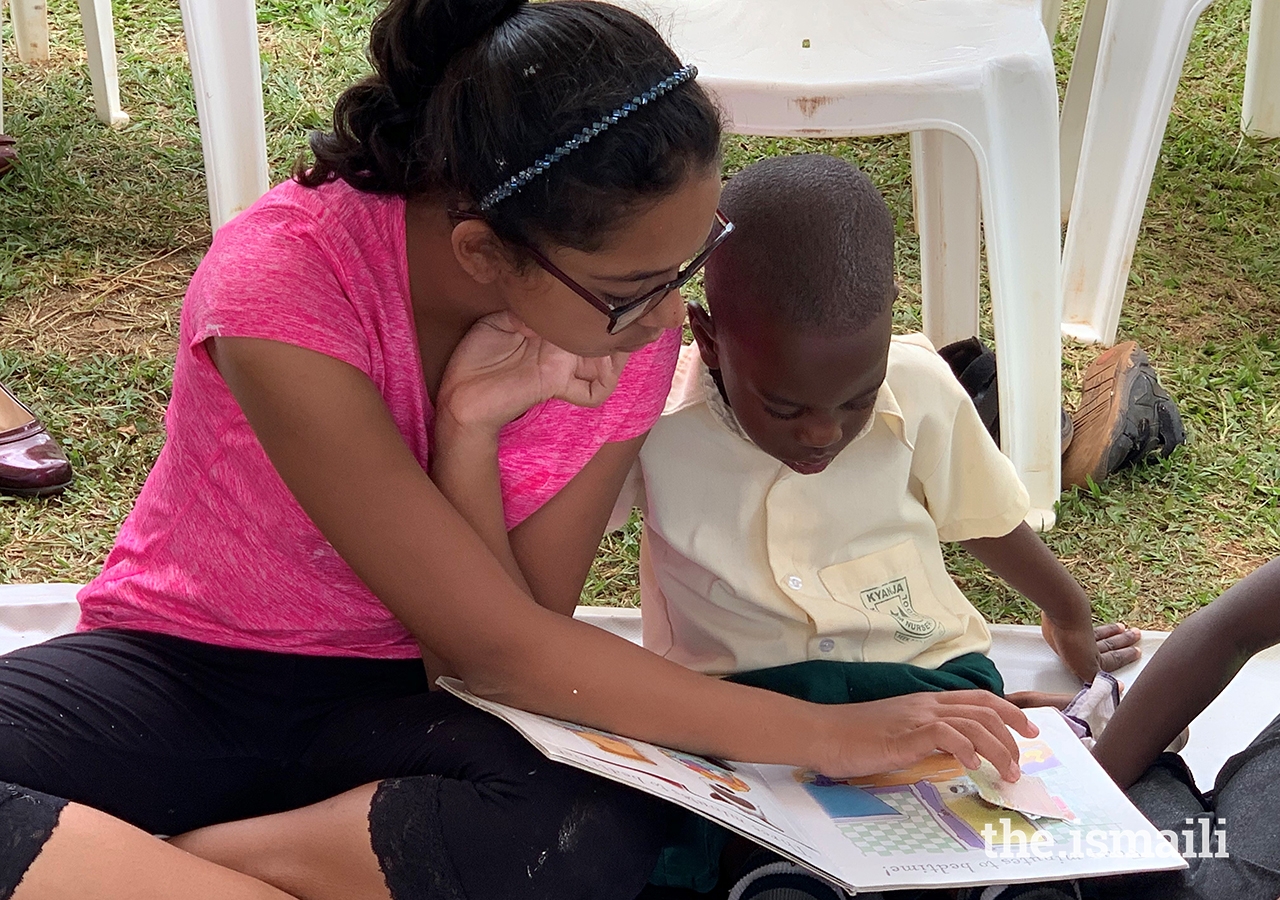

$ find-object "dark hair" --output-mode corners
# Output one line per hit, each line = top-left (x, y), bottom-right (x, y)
(297, 0), (722, 252)
(705, 154), (896, 333)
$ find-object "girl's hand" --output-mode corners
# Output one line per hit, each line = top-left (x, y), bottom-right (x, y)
(438, 311), (629, 436)
(812, 690), (1036, 782)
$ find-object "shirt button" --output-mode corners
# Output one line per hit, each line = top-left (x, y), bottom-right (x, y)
(819, 638), (835, 653)
(786, 575), (803, 590)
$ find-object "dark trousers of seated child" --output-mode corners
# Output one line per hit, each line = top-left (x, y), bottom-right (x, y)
(1082, 711), (1280, 900)
(648, 653), (1004, 894)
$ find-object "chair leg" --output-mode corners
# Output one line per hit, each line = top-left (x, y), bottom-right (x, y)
(178, 0), (270, 231)
(1243, 0), (1280, 137)
(1041, 0), (1064, 39)
(11, 0), (49, 62)
(77, 0), (128, 126)
(1058, 0), (1109, 223)
(1060, 0), (1213, 347)
(911, 130), (981, 348)
(970, 58), (1063, 529)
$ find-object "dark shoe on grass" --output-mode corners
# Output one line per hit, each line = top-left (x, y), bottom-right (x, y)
(938, 336), (1074, 455)
(0, 135), (17, 178)
(1061, 341), (1185, 490)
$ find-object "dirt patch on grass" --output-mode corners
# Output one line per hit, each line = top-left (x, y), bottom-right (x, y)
(0, 252), (196, 360)
(1203, 537), (1273, 584)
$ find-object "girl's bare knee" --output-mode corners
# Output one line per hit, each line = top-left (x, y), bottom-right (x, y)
(17, 802), (294, 900)
(173, 784), (388, 900)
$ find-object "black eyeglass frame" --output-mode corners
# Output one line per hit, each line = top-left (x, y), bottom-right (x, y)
(451, 208), (734, 334)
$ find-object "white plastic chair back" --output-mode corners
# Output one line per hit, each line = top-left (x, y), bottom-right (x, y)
(614, 0), (1064, 527)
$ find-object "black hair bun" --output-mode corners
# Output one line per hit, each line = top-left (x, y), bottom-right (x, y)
(302, 0), (722, 247)
(373, 0), (527, 108)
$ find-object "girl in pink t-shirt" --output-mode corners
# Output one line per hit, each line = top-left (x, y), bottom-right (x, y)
(0, 2), (1031, 898)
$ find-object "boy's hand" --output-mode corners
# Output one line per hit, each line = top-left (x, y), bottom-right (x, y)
(1042, 617), (1141, 683)
(813, 690), (1037, 783)
(1091, 621), (1143, 671)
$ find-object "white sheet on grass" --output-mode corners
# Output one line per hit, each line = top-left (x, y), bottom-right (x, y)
(1, 585), (1276, 790)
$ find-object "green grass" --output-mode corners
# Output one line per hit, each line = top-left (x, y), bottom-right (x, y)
(1, 0), (1277, 627)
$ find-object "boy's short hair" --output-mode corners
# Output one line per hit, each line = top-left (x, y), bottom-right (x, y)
(706, 154), (896, 334)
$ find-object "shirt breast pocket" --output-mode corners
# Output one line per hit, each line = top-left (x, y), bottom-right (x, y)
(817, 540), (960, 663)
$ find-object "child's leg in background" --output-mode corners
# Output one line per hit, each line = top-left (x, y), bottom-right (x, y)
(1092, 714), (1280, 900)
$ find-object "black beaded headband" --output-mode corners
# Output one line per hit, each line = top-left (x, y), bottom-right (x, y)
(477, 64), (699, 211)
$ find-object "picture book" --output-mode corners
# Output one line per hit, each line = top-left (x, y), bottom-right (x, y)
(438, 679), (1189, 893)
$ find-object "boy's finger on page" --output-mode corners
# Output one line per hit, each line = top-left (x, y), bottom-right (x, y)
(1093, 622), (1127, 639)
(952, 706), (1022, 770)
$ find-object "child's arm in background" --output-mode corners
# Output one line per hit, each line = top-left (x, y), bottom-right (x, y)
(1093, 557), (1280, 788)
(960, 523), (1141, 682)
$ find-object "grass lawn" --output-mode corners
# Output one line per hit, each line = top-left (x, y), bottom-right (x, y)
(1, 0), (1277, 627)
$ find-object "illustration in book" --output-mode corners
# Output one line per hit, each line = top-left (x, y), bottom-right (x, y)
(437, 679), (1188, 893)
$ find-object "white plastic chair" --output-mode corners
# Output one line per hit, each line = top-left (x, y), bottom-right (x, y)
(1056, 0), (1216, 346)
(177, 0), (269, 231)
(1, 0), (127, 134)
(1058, 0), (1280, 347)
(614, 0), (1064, 528)
(1243, 0), (1280, 136)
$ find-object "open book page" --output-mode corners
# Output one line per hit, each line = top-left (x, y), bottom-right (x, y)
(438, 681), (1186, 892)
(750, 709), (1188, 891)
(436, 678), (829, 872)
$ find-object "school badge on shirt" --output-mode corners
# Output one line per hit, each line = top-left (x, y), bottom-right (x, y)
(860, 577), (939, 643)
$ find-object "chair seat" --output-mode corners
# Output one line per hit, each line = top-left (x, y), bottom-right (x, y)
(636, 0), (1046, 92)
(618, 0), (1063, 527)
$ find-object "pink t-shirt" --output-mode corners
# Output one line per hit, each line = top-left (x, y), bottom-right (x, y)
(77, 179), (680, 659)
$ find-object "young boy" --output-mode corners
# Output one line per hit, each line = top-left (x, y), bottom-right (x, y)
(634, 154), (1139, 898)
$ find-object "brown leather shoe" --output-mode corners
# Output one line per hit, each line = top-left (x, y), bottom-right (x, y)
(0, 135), (16, 178)
(0, 383), (73, 496)
(1062, 341), (1186, 490)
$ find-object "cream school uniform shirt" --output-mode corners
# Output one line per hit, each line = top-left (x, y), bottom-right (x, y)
(636, 334), (1031, 676)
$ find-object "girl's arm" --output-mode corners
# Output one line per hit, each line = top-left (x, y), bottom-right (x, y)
(429, 414), (533, 596)
(1093, 557), (1280, 788)
(509, 434), (645, 616)
(428, 311), (633, 609)
(430, 412), (643, 616)
(209, 334), (1035, 780)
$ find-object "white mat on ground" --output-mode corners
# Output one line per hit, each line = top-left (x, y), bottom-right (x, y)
(2, 585), (1276, 790)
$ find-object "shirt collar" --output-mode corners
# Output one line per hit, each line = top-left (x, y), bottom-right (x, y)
(670, 344), (914, 453)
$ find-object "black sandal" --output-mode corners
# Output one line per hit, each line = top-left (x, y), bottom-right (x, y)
(939, 337), (1074, 456)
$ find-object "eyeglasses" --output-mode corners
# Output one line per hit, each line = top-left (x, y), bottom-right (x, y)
(453, 208), (734, 334)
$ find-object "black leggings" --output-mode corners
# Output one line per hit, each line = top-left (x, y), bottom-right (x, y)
(0, 629), (670, 900)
